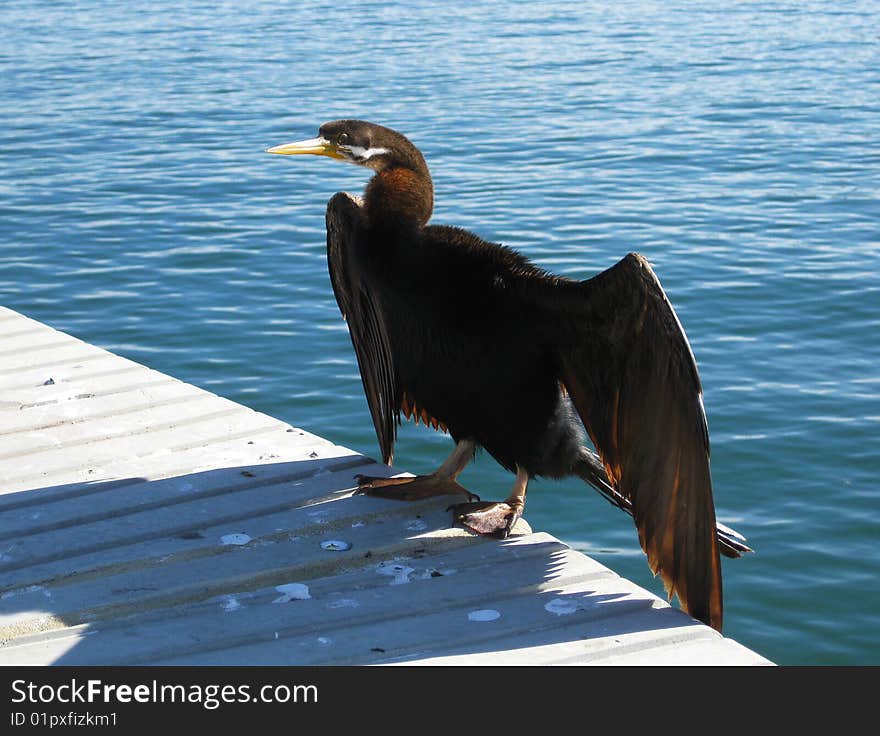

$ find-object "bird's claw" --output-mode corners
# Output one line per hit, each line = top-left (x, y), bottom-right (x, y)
(445, 492), (481, 511)
(450, 501), (521, 539)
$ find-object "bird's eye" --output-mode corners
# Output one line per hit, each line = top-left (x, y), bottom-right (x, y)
(337, 133), (350, 145)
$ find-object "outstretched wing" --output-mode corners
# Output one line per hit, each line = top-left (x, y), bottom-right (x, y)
(326, 192), (399, 465)
(534, 253), (723, 630)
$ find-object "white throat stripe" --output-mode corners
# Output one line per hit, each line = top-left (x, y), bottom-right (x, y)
(348, 145), (390, 160)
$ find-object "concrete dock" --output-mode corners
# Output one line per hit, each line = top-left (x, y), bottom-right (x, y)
(0, 306), (771, 666)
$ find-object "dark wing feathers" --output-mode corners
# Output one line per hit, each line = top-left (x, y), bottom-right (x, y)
(326, 199), (724, 630)
(536, 253), (723, 631)
(326, 192), (399, 465)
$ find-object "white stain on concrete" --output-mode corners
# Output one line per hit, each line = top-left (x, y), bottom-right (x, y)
(544, 598), (579, 616)
(1, 584), (43, 600)
(376, 561), (414, 585)
(220, 533), (251, 546)
(273, 583), (311, 603)
(0, 543), (16, 562)
(468, 609), (501, 622)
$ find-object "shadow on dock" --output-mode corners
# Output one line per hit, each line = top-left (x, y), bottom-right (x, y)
(0, 458), (720, 666)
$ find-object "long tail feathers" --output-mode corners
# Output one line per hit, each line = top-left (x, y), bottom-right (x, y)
(575, 449), (753, 559)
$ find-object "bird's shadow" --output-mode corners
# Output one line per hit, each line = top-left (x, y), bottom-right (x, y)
(0, 456), (710, 666)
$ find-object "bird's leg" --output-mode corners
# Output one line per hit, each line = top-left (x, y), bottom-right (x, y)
(451, 465), (529, 539)
(354, 439), (479, 502)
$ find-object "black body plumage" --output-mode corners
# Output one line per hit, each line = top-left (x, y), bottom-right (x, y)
(269, 120), (751, 632)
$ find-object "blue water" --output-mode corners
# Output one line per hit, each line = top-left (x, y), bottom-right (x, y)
(1, 0), (878, 665)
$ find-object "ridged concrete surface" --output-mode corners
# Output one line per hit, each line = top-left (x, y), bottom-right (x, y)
(0, 306), (772, 665)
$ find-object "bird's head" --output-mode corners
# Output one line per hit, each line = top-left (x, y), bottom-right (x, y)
(267, 119), (427, 175)
(268, 120), (434, 227)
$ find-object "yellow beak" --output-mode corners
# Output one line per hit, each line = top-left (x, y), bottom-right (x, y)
(265, 136), (345, 159)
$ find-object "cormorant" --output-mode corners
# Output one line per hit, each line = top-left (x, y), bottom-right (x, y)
(267, 120), (750, 632)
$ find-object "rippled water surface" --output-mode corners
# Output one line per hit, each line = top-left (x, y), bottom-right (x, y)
(1, 1), (878, 665)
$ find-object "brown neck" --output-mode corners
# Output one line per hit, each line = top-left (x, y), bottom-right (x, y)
(364, 166), (434, 230)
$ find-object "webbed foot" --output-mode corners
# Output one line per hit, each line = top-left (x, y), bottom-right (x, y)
(354, 474), (480, 502)
(451, 501), (522, 539)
